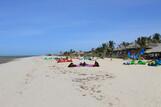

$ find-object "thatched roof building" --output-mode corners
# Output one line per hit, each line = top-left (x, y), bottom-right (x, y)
(114, 42), (158, 52)
(114, 42), (140, 51)
(145, 43), (161, 53)
(113, 42), (160, 58)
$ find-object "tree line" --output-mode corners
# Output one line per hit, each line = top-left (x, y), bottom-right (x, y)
(91, 33), (161, 58)
(62, 33), (161, 58)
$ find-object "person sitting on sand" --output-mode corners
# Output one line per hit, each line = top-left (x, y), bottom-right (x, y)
(79, 62), (83, 66)
(82, 62), (87, 66)
(93, 61), (99, 67)
(68, 63), (76, 67)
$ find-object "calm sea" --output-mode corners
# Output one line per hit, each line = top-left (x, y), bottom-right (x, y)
(0, 56), (32, 64)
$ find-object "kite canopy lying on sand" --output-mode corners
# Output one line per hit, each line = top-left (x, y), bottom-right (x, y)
(123, 60), (147, 65)
(68, 61), (99, 67)
(57, 59), (72, 63)
(44, 57), (60, 60)
(148, 59), (161, 66)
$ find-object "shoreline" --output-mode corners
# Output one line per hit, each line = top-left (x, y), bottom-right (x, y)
(0, 56), (33, 64)
(0, 57), (17, 64)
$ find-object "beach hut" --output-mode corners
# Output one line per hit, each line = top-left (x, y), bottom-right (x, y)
(145, 43), (161, 59)
(114, 42), (141, 58)
(114, 42), (158, 58)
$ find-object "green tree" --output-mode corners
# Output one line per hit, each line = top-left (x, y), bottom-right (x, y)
(102, 43), (109, 58)
(136, 36), (148, 48)
(108, 40), (115, 51)
(108, 40), (115, 59)
(152, 33), (161, 43)
(121, 41), (130, 49)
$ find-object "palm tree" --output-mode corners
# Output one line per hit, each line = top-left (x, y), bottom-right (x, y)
(121, 41), (130, 49)
(108, 40), (115, 60)
(119, 41), (130, 58)
(102, 43), (109, 58)
(108, 41), (115, 51)
(136, 36), (148, 48)
(152, 33), (161, 43)
(147, 36), (152, 44)
(95, 47), (104, 58)
(69, 49), (75, 53)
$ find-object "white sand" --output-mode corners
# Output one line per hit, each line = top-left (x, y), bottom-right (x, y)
(0, 56), (161, 107)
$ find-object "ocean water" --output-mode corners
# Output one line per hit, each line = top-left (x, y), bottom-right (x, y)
(0, 56), (31, 64)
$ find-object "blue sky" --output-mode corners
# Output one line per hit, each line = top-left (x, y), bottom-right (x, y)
(0, 0), (161, 55)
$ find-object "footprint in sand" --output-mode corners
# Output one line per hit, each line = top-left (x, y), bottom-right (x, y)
(26, 73), (31, 77)
(82, 94), (87, 96)
(95, 95), (105, 101)
(45, 75), (50, 77)
(25, 78), (29, 84)
(24, 73), (33, 84)
(17, 91), (23, 95)
(108, 102), (113, 107)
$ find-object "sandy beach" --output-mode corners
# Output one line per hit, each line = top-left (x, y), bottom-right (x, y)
(0, 56), (161, 107)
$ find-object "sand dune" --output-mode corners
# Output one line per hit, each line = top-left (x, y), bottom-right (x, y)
(0, 57), (161, 107)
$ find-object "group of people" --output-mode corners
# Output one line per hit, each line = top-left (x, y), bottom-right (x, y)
(68, 61), (99, 67)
